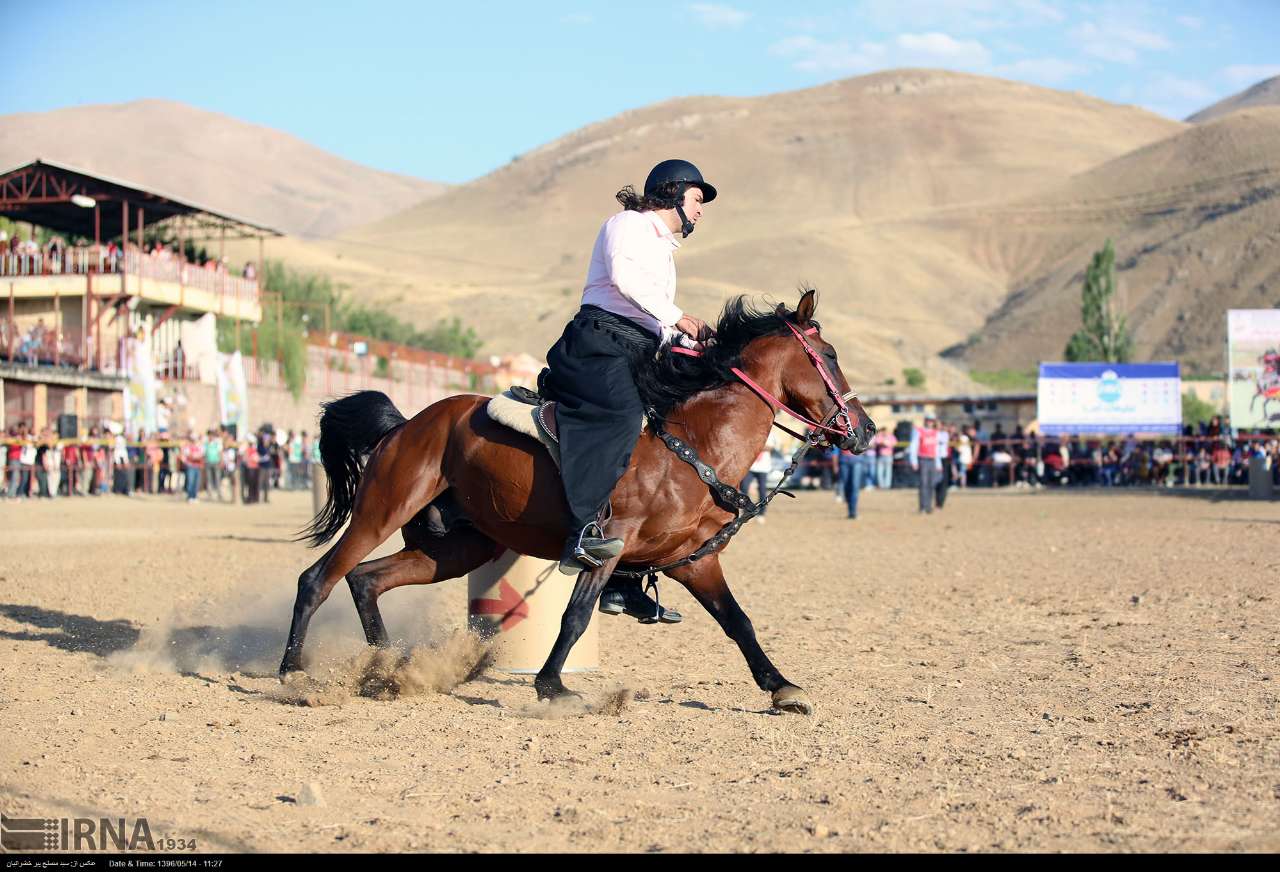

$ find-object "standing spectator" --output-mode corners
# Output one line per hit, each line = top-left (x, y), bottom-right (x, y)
(204, 429), (224, 500)
(1190, 443), (1211, 487)
(129, 432), (146, 493)
(739, 447), (773, 519)
(61, 437), (80, 496)
(838, 444), (873, 520)
(288, 430), (304, 490)
(222, 436), (239, 504)
(300, 430), (313, 488)
(1210, 440), (1231, 485)
(158, 437), (174, 494)
(909, 416), (942, 514)
(954, 427), (972, 490)
(274, 427), (289, 489)
(5, 425), (23, 498)
(112, 430), (131, 495)
(146, 434), (163, 494)
(257, 428), (275, 502)
(18, 427), (37, 497)
(33, 429), (54, 499)
(241, 438), (260, 504)
(934, 424), (953, 509)
(181, 432), (204, 503)
(871, 426), (896, 490)
(80, 433), (96, 495)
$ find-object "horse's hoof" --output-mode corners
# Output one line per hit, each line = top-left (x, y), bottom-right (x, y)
(772, 685), (814, 715)
(534, 677), (581, 703)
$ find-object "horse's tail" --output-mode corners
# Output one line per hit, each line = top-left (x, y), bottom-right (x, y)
(299, 391), (407, 547)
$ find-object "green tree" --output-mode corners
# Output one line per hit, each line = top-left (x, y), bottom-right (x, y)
(1181, 391), (1218, 430)
(217, 261), (485, 396)
(1064, 239), (1133, 363)
(902, 367), (926, 389)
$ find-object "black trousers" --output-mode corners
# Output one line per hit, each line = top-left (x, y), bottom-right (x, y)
(543, 306), (658, 533)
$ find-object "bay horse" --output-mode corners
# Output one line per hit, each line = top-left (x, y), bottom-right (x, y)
(281, 289), (875, 713)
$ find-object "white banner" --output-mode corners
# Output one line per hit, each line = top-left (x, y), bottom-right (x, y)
(121, 331), (157, 438)
(1038, 362), (1181, 434)
(1227, 309), (1280, 429)
(216, 350), (250, 437)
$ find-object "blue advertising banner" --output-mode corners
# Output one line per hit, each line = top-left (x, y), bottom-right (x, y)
(1037, 362), (1181, 434)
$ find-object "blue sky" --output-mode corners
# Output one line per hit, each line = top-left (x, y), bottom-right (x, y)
(5, 0), (1278, 184)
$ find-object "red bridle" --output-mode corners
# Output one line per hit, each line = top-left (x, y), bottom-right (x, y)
(672, 322), (860, 445)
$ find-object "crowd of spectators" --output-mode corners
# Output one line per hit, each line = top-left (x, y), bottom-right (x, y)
(2, 422), (318, 503)
(1, 229), (258, 279)
(761, 416), (1280, 496)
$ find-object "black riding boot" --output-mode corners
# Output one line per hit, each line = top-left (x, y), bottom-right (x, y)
(598, 576), (683, 624)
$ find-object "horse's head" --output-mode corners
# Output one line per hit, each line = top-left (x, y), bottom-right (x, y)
(765, 289), (876, 453)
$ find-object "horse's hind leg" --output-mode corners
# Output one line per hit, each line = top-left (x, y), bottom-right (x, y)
(347, 527), (502, 647)
(280, 495), (441, 676)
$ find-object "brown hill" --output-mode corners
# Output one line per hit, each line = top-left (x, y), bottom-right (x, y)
(0, 99), (446, 238)
(1187, 75), (1280, 123)
(943, 108), (1280, 375)
(274, 69), (1178, 393)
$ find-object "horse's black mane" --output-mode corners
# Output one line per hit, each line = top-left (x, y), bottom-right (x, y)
(636, 295), (800, 422)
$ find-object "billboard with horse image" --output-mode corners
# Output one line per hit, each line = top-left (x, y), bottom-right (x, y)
(1227, 309), (1280, 430)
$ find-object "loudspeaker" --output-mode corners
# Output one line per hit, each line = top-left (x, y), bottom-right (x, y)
(57, 413), (79, 439)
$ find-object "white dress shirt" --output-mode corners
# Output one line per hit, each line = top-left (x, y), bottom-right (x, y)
(580, 210), (683, 344)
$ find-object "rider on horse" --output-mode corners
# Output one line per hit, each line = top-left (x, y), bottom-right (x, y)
(541, 159), (718, 618)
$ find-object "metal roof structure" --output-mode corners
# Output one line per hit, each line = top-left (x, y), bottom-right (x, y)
(0, 159), (282, 242)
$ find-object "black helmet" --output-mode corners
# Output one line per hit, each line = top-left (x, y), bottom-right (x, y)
(643, 159), (717, 203)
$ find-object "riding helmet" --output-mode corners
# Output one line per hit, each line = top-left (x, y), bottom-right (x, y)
(644, 159), (717, 203)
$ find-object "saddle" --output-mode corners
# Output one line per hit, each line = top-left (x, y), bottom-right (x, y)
(485, 386), (561, 467)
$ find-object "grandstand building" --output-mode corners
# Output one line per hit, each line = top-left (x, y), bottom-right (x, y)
(1, 160), (278, 434)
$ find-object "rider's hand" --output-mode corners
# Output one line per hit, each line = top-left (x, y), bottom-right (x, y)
(676, 315), (715, 342)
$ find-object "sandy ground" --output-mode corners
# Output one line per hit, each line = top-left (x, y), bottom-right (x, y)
(1, 485), (1277, 854)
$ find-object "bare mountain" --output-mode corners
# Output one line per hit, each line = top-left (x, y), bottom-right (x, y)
(944, 108), (1280, 375)
(279, 69), (1178, 392)
(1187, 75), (1280, 123)
(0, 99), (445, 237)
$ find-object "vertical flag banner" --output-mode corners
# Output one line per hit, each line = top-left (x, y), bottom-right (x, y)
(216, 350), (250, 436)
(122, 331), (158, 437)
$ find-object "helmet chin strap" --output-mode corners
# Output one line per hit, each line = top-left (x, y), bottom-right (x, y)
(671, 181), (694, 237)
(674, 204), (695, 238)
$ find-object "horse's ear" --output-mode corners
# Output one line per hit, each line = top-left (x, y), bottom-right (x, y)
(797, 288), (817, 325)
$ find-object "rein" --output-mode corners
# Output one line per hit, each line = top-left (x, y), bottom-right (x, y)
(612, 321), (855, 583)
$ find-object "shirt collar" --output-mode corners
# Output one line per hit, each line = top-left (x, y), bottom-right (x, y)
(645, 210), (681, 250)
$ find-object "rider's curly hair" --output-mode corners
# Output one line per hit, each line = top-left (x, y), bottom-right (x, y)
(616, 182), (684, 212)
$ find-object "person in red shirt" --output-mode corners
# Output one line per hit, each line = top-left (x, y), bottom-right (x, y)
(181, 432), (204, 503)
(4, 425), (22, 498)
(61, 439), (80, 496)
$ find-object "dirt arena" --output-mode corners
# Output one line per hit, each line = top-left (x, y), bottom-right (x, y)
(1, 485), (1277, 853)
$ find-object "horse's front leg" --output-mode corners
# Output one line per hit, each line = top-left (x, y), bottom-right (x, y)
(533, 555), (618, 702)
(669, 556), (813, 715)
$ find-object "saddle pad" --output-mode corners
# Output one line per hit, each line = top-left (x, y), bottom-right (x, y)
(486, 390), (561, 467)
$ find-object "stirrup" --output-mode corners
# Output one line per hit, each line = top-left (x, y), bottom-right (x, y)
(574, 524), (607, 568)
